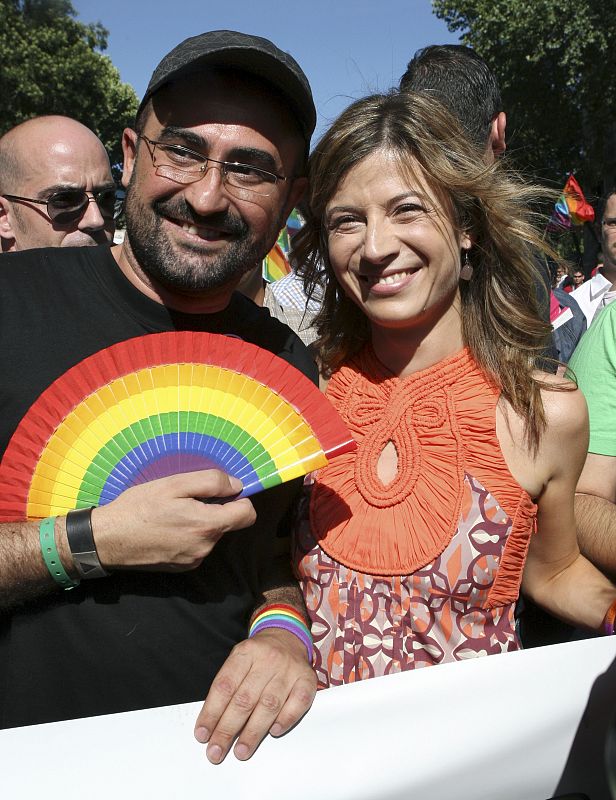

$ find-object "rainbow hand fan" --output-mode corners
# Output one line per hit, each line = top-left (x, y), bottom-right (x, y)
(0, 332), (356, 521)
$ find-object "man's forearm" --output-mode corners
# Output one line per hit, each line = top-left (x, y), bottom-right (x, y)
(575, 492), (616, 580)
(0, 518), (72, 609)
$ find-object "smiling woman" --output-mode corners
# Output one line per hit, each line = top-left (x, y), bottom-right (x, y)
(324, 149), (471, 351)
(291, 90), (616, 689)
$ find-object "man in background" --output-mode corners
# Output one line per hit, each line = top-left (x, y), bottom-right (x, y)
(570, 298), (616, 581)
(400, 44), (506, 162)
(570, 192), (616, 581)
(0, 115), (115, 251)
(570, 189), (616, 326)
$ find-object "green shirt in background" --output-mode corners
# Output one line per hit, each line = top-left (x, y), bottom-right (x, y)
(569, 301), (616, 456)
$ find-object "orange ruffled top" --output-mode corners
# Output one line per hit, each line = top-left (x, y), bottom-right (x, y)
(309, 346), (537, 609)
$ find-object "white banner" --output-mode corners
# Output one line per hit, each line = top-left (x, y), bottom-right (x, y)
(1, 636), (615, 799)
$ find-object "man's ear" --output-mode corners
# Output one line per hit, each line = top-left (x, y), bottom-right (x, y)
(0, 196), (17, 251)
(120, 129), (139, 189)
(489, 111), (507, 159)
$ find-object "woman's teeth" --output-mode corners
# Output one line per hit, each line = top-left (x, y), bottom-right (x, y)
(365, 270), (413, 286)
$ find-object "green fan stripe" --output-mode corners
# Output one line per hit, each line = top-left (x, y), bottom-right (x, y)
(76, 411), (276, 503)
(260, 473), (283, 490)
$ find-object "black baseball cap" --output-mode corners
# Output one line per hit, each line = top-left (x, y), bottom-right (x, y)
(138, 30), (316, 145)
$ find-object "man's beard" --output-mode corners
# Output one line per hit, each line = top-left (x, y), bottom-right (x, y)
(124, 182), (285, 293)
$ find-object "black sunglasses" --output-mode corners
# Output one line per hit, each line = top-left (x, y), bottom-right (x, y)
(3, 187), (122, 225)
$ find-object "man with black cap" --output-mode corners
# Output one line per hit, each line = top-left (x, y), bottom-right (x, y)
(0, 31), (317, 764)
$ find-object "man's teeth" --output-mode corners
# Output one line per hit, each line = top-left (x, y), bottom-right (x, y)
(181, 223), (225, 237)
(366, 270), (413, 285)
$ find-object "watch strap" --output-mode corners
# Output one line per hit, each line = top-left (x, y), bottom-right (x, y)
(65, 507), (109, 580)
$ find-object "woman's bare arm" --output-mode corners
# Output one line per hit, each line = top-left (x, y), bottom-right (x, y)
(521, 384), (616, 628)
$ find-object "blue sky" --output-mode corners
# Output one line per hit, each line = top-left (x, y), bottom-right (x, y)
(72, 0), (459, 140)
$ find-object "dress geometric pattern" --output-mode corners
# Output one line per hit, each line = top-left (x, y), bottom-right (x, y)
(296, 474), (519, 687)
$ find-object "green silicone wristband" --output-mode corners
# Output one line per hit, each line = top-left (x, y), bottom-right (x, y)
(39, 517), (80, 590)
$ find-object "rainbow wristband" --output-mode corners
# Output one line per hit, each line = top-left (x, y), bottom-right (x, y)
(39, 517), (80, 590)
(249, 603), (313, 663)
(601, 599), (616, 636)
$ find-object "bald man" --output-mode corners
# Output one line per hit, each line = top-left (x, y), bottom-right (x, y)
(0, 116), (116, 251)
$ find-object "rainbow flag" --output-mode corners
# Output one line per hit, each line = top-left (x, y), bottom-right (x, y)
(262, 242), (291, 283)
(548, 175), (595, 230)
(262, 209), (304, 283)
(285, 207), (304, 235)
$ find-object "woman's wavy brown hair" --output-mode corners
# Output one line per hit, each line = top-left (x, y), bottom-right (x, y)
(293, 90), (560, 451)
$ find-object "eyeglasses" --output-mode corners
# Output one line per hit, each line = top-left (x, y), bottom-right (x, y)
(139, 135), (288, 198)
(3, 187), (120, 225)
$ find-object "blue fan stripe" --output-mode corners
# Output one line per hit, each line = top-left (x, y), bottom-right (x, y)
(98, 433), (262, 503)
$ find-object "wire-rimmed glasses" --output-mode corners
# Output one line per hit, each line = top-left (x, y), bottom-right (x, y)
(139, 135), (289, 198)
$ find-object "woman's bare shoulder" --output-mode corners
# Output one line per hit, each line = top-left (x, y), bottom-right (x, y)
(535, 371), (588, 437)
(496, 373), (588, 496)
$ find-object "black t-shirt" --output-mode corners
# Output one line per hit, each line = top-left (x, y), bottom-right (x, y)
(0, 246), (317, 728)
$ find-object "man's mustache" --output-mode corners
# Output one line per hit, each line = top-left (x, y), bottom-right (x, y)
(152, 198), (249, 237)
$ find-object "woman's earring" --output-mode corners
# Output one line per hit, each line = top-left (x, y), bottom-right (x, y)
(460, 250), (473, 281)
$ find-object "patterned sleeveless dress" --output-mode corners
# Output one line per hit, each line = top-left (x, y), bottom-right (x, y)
(294, 347), (536, 688)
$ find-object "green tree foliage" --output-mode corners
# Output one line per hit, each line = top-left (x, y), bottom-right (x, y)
(1, 0), (139, 171)
(432, 0), (616, 198)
